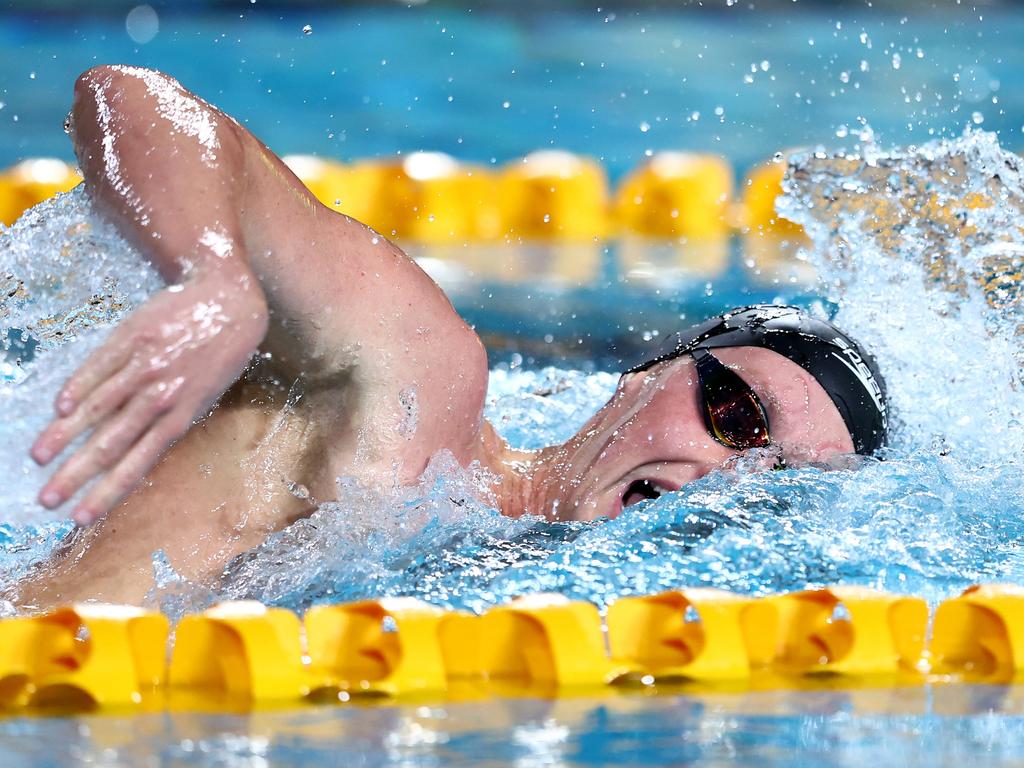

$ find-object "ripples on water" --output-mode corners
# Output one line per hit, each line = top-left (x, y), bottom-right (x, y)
(2, 130), (1024, 615)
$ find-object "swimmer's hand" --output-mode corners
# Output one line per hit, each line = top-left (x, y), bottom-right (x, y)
(31, 267), (268, 525)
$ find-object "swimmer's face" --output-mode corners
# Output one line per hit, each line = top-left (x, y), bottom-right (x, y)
(543, 346), (855, 522)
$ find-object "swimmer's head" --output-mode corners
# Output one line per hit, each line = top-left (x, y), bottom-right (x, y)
(540, 305), (887, 521)
(623, 304), (888, 455)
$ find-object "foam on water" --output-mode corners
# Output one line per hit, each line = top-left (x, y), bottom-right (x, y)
(3, 132), (1024, 614)
(778, 127), (1024, 462)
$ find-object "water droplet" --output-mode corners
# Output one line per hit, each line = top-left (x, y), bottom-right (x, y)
(972, 111), (985, 125)
(302, 24), (313, 35)
(639, 121), (650, 133)
(125, 4), (159, 44)
(892, 52), (902, 70)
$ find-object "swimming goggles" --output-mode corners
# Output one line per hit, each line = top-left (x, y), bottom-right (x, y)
(691, 348), (771, 451)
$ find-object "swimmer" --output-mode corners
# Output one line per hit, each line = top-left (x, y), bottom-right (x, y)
(12, 66), (887, 608)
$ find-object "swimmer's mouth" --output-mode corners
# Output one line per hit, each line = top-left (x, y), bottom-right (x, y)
(620, 478), (677, 512)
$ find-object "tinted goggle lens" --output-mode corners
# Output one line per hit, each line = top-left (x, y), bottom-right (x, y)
(692, 348), (771, 450)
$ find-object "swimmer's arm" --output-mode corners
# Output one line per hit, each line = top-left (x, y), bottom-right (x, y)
(34, 65), (487, 523)
(64, 64), (481, 387)
(32, 65), (270, 524)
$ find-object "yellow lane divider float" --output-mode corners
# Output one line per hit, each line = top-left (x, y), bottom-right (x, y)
(931, 584), (1024, 681)
(2, 152), (801, 243)
(615, 152), (733, 240)
(0, 585), (1022, 712)
(0, 604), (167, 708)
(0, 159), (82, 226)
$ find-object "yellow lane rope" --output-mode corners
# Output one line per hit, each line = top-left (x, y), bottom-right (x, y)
(0, 152), (803, 243)
(0, 584), (1020, 711)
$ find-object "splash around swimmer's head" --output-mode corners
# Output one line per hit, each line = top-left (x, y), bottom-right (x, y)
(623, 304), (888, 456)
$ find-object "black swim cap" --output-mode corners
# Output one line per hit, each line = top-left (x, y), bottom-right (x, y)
(625, 305), (888, 455)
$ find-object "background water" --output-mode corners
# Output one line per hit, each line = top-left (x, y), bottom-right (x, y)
(1, 4), (1023, 178)
(4, 691), (1024, 768)
(4, 3), (1024, 766)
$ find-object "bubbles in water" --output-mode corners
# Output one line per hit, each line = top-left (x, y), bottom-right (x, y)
(302, 24), (313, 35)
(957, 65), (995, 103)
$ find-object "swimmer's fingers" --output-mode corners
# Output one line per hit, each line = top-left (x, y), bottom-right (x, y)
(53, 330), (133, 417)
(32, 360), (139, 466)
(71, 410), (191, 526)
(36, 379), (183, 512)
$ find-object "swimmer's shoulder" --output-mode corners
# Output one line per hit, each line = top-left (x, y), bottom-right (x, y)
(207, 111), (493, 477)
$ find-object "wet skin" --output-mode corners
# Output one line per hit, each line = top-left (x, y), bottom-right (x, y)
(12, 66), (854, 608)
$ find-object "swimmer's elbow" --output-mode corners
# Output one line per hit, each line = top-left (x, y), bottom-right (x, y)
(73, 65), (162, 120)
(71, 65), (166, 154)
(70, 65), (245, 183)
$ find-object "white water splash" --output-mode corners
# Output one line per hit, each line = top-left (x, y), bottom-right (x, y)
(778, 128), (1024, 462)
(0, 187), (160, 522)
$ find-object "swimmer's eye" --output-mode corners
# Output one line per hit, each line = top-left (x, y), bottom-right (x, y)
(622, 479), (669, 509)
(691, 348), (771, 451)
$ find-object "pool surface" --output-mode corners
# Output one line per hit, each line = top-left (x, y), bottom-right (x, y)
(4, 3), (1024, 766)
(1, 4), (1023, 177)
(5, 688), (1024, 768)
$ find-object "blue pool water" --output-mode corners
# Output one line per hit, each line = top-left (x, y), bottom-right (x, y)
(3, 691), (1024, 767)
(4, 4), (1024, 766)
(1, 5), (1024, 176)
